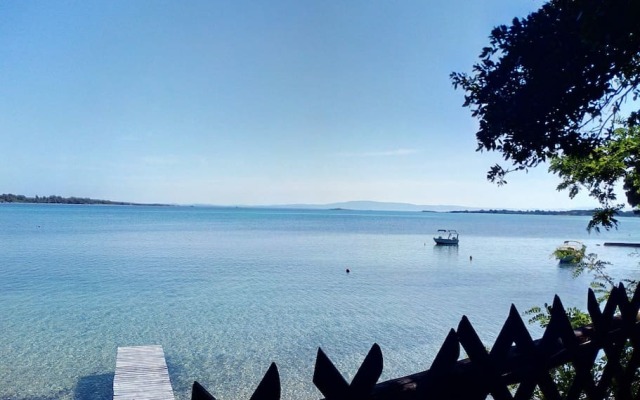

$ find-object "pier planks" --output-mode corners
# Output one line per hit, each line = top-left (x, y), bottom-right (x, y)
(113, 345), (175, 400)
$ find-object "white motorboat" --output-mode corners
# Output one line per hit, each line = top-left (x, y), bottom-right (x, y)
(434, 229), (459, 245)
(553, 240), (586, 264)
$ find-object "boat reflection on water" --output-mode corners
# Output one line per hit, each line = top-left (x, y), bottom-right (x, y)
(432, 243), (459, 256)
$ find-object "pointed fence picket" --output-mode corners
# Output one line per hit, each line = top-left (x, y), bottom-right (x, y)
(191, 284), (640, 400)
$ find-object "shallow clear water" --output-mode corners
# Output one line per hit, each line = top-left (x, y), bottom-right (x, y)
(1, 204), (639, 399)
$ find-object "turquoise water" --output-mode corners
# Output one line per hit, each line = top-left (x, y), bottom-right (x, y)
(1, 204), (639, 400)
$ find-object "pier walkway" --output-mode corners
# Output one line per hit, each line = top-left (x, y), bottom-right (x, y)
(113, 345), (175, 400)
(603, 242), (640, 247)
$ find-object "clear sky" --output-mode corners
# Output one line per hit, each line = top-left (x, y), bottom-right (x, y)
(0, 0), (602, 209)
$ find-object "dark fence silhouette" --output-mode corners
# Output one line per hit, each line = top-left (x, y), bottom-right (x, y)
(192, 283), (640, 400)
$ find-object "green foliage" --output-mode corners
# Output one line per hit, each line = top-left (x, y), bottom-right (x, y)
(451, 0), (640, 231)
(550, 126), (640, 231)
(0, 193), (152, 206)
(524, 304), (591, 329)
(525, 252), (638, 398)
(572, 253), (620, 300)
(527, 253), (620, 327)
(524, 298), (593, 399)
(551, 242), (586, 264)
(552, 248), (580, 263)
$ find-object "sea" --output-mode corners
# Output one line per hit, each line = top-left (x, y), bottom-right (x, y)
(1, 204), (639, 400)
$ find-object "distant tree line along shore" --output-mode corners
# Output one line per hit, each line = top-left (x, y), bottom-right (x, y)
(2, 194), (637, 216)
(446, 209), (639, 217)
(0, 193), (166, 206)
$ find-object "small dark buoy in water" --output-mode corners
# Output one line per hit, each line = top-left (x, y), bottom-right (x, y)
(346, 268), (350, 273)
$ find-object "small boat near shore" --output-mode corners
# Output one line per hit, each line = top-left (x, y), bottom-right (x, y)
(434, 229), (459, 245)
(553, 240), (586, 264)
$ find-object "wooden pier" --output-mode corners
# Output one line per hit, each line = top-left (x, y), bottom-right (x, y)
(603, 242), (640, 247)
(113, 345), (175, 400)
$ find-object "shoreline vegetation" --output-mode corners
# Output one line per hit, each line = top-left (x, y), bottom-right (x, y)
(443, 209), (639, 217)
(0, 193), (168, 206)
(2, 193), (637, 217)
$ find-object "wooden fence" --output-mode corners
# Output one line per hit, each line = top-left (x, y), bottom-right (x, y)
(192, 283), (640, 400)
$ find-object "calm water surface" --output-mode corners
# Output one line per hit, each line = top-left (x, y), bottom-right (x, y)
(1, 204), (639, 399)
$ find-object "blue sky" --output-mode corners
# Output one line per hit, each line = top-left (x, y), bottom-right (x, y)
(0, 0), (601, 209)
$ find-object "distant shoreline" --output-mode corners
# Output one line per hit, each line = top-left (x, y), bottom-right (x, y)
(2, 193), (637, 217)
(443, 209), (639, 217)
(0, 193), (169, 206)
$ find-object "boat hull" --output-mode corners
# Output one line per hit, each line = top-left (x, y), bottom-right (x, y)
(434, 238), (458, 245)
(553, 240), (586, 264)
